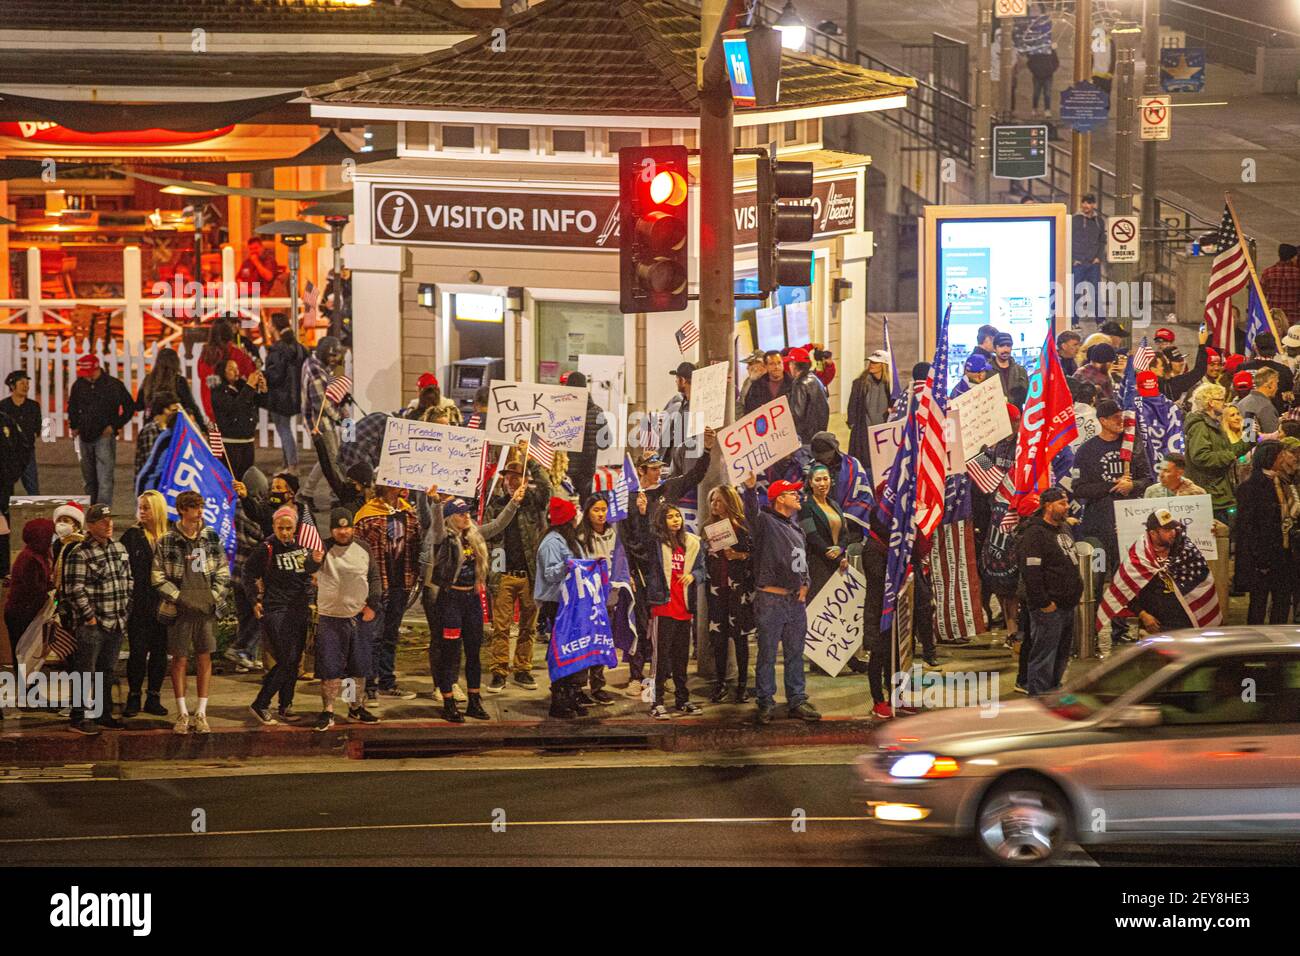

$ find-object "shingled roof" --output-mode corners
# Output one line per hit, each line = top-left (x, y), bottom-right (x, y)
(306, 0), (914, 117)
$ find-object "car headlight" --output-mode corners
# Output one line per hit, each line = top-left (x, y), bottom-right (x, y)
(887, 753), (961, 779)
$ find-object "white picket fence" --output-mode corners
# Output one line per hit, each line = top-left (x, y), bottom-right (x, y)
(0, 335), (354, 449)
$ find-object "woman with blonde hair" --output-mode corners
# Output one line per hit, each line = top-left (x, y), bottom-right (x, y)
(121, 489), (172, 718)
(1185, 381), (1251, 528)
(547, 449), (577, 501)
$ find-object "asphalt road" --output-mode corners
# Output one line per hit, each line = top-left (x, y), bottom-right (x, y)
(1, 756), (1294, 867)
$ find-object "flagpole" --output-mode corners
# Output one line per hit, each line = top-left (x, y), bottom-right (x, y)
(1225, 192), (1278, 342)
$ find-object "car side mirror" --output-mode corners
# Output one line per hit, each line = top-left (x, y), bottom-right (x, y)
(1108, 704), (1163, 729)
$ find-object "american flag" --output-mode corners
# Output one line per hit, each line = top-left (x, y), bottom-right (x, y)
(1098, 528), (1222, 631)
(297, 518), (323, 552)
(465, 411), (484, 429)
(966, 451), (1008, 495)
(1203, 203), (1250, 353)
(914, 305), (951, 538)
(1131, 340), (1157, 372)
(44, 620), (76, 662)
(526, 431), (555, 470)
(206, 423), (225, 459)
(325, 375), (353, 406)
(674, 319), (699, 354)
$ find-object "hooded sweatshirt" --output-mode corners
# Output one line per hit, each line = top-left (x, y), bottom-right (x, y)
(243, 534), (322, 611)
(317, 539), (381, 619)
(5, 518), (54, 621)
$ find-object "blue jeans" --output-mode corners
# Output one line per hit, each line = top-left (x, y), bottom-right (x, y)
(366, 585), (408, 692)
(19, 455), (38, 495)
(753, 590), (808, 709)
(78, 434), (115, 506)
(1027, 607), (1074, 696)
(271, 412), (299, 468)
(1072, 262), (1104, 322)
(70, 623), (124, 722)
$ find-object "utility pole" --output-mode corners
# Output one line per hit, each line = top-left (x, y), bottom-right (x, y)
(845, 0), (859, 57)
(1069, 0), (1093, 210)
(1112, 26), (1141, 287)
(998, 13), (1016, 116)
(698, 0), (740, 369)
(974, 0), (993, 201)
(1139, 0), (1161, 276)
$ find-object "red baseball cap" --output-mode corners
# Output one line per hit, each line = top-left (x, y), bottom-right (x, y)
(1016, 492), (1041, 517)
(1154, 327), (1175, 342)
(1006, 403), (1021, 422)
(1137, 370), (1160, 396)
(417, 372), (439, 390)
(786, 347), (811, 364)
(76, 354), (100, 377)
(1232, 370), (1254, 390)
(767, 479), (803, 502)
(1205, 347), (1221, 362)
(1225, 354), (1245, 371)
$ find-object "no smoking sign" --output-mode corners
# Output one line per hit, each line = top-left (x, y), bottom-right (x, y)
(995, 0), (1027, 15)
(1107, 215), (1140, 263)
(1140, 95), (1171, 141)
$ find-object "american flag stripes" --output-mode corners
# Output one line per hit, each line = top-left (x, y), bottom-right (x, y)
(1131, 342), (1156, 372)
(674, 319), (699, 354)
(1203, 204), (1251, 353)
(206, 423), (225, 459)
(297, 518), (323, 553)
(324, 375), (353, 406)
(914, 305), (952, 538)
(527, 431), (555, 470)
(966, 452), (1008, 495)
(1098, 531), (1222, 631)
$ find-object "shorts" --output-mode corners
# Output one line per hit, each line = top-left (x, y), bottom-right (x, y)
(315, 614), (373, 680)
(168, 614), (215, 657)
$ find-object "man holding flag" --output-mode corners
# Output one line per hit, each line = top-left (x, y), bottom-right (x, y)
(301, 335), (348, 511)
(353, 481), (422, 702)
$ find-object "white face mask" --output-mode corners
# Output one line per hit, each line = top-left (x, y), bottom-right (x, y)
(55, 522), (75, 539)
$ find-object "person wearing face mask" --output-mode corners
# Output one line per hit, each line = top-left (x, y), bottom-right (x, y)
(227, 467), (271, 672)
(353, 482), (423, 703)
(51, 501), (85, 564)
(4, 517), (54, 676)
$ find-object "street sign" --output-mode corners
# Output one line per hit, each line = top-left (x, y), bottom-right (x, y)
(1161, 47), (1205, 93)
(1059, 81), (1110, 133)
(995, 0), (1027, 16)
(1107, 215), (1140, 263)
(1139, 94), (1171, 141)
(992, 124), (1048, 179)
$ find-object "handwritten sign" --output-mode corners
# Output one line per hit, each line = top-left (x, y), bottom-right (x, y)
(948, 374), (1013, 461)
(703, 518), (739, 553)
(484, 379), (589, 451)
(785, 299), (810, 347)
(375, 418), (486, 497)
(1115, 493), (1217, 560)
(867, 416), (962, 482)
(691, 361), (729, 431)
(804, 564), (867, 676)
(718, 396), (800, 485)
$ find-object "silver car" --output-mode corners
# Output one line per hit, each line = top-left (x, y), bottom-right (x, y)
(855, 628), (1300, 864)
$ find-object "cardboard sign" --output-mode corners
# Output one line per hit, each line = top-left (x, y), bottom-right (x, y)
(718, 396), (800, 485)
(1115, 493), (1217, 560)
(578, 353), (625, 467)
(804, 564), (867, 676)
(484, 379), (589, 451)
(375, 418), (487, 497)
(948, 374), (1014, 461)
(867, 416), (961, 480)
(691, 361), (730, 431)
(785, 299), (811, 347)
(703, 518), (739, 553)
(755, 305), (785, 351)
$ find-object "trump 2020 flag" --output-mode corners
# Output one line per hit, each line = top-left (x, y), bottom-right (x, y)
(594, 453), (639, 523)
(1010, 331), (1078, 510)
(877, 397), (921, 634)
(1245, 282), (1274, 356)
(139, 410), (237, 566)
(547, 558), (618, 682)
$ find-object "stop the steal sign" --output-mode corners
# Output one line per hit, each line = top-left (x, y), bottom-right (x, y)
(719, 396), (800, 485)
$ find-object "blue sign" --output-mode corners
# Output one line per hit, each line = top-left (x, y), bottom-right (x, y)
(547, 558), (617, 682)
(1013, 14), (1053, 55)
(1059, 81), (1110, 133)
(1161, 47), (1205, 93)
(723, 34), (757, 107)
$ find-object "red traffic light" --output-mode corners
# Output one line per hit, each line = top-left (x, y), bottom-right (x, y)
(619, 145), (691, 314)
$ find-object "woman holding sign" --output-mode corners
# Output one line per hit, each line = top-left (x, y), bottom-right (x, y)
(575, 495), (634, 707)
(535, 497), (586, 719)
(704, 485), (755, 703)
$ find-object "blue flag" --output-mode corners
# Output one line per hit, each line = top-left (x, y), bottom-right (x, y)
(139, 411), (237, 566)
(878, 412), (919, 634)
(1245, 282), (1272, 356)
(1140, 393), (1184, 460)
(836, 451), (876, 530)
(547, 557), (618, 682)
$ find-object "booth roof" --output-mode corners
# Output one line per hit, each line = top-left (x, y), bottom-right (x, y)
(307, 0), (915, 117)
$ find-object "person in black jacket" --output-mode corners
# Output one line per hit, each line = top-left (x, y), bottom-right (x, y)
(135, 346), (204, 430)
(1018, 487), (1083, 695)
(263, 314), (308, 475)
(1233, 441), (1298, 624)
(744, 350), (790, 415)
(120, 490), (171, 719)
(211, 359), (270, 482)
(798, 462), (851, 603)
(787, 347), (830, 446)
(67, 354), (134, 506)
(563, 370), (603, 502)
(1, 370), (42, 494)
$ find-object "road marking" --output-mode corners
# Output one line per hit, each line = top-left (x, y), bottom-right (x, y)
(0, 816), (870, 846)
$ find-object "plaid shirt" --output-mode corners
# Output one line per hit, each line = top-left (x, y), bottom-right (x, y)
(353, 503), (422, 593)
(337, 410), (391, 474)
(301, 354), (341, 432)
(61, 536), (133, 631)
(155, 524), (232, 617)
(135, 419), (164, 476)
(1261, 259), (1300, 325)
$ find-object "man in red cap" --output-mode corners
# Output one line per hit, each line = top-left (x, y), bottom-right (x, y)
(67, 353), (133, 507)
(1136, 369), (1161, 398)
(786, 347), (829, 446)
(1231, 370), (1255, 404)
(1153, 327), (1175, 345)
(740, 472), (820, 724)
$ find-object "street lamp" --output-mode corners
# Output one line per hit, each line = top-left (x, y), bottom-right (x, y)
(303, 202), (354, 342)
(774, 0), (807, 51)
(254, 219), (329, 339)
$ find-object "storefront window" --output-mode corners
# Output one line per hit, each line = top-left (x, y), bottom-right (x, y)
(535, 301), (624, 383)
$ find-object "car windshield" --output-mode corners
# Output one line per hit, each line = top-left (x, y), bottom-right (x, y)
(1040, 645), (1179, 720)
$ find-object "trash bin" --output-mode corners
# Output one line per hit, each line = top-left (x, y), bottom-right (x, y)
(1073, 539), (1100, 659)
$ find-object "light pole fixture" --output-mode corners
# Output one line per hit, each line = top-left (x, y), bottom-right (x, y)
(254, 219), (329, 339)
(303, 202), (354, 341)
(774, 0), (807, 51)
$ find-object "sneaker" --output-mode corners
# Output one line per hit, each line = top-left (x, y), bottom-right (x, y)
(348, 706), (381, 723)
(650, 704), (672, 720)
(237, 652), (259, 670)
(277, 708), (303, 724)
(624, 679), (644, 698)
(590, 689), (616, 705)
(452, 683), (467, 703)
(845, 657), (870, 675)
(1013, 683), (1029, 695)
(487, 673), (508, 694)
(708, 684), (728, 704)
(512, 671), (538, 690)
(314, 712), (335, 732)
(754, 705), (774, 726)
(69, 719), (101, 736)
(788, 701), (822, 722)
(98, 714), (126, 730)
(143, 695), (168, 716)
(378, 687), (417, 700)
(732, 687), (753, 704)
(173, 714), (191, 735)
(192, 712), (211, 734)
(870, 702), (894, 719)
(570, 696), (590, 717)
(235, 664), (252, 674)
(223, 646), (243, 664)
(123, 696), (141, 718)
(365, 688), (379, 703)
(676, 701), (703, 716)
(249, 705), (278, 726)
(574, 689), (596, 707)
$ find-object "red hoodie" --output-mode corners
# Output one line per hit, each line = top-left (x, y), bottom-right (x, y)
(6, 517), (54, 622)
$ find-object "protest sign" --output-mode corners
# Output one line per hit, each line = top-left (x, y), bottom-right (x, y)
(868, 417), (961, 481)
(718, 396), (799, 484)
(1115, 493), (1217, 560)
(948, 374), (1013, 461)
(578, 354), (625, 466)
(703, 518), (739, 553)
(804, 565), (867, 676)
(785, 300), (810, 347)
(484, 379), (589, 451)
(375, 418), (487, 497)
(691, 361), (729, 430)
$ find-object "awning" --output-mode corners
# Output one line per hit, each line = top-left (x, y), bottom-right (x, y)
(0, 91), (298, 133)
(153, 131), (396, 175)
(113, 167), (351, 201)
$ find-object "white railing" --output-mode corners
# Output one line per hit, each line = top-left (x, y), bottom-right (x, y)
(0, 335), (354, 450)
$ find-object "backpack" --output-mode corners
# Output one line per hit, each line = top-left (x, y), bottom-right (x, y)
(425, 533), (463, 589)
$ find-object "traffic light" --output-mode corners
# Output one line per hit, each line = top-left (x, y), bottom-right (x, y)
(757, 156), (814, 293)
(618, 145), (690, 314)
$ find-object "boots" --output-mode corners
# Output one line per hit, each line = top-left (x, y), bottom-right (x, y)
(123, 694), (141, 718)
(464, 693), (489, 720)
(143, 694), (168, 716)
(441, 697), (465, 723)
(567, 684), (589, 717)
(548, 685), (576, 719)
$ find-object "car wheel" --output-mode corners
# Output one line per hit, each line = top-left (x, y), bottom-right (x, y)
(975, 775), (1072, 865)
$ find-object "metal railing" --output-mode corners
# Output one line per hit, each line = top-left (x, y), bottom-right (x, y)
(1164, 0), (1300, 74)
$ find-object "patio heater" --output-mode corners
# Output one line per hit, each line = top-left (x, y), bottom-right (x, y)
(303, 202), (353, 341)
(254, 219), (328, 339)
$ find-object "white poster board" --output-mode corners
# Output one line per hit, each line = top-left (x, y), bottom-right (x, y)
(785, 300), (811, 347)
(484, 379), (589, 451)
(578, 353), (625, 467)
(755, 305), (785, 352)
(718, 396), (800, 485)
(948, 374), (1014, 461)
(690, 361), (729, 431)
(1115, 493), (1217, 560)
(703, 518), (739, 553)
(375, 418), (486, 497)
(804, 565), (867, 676)
(866, 417), (962, 481)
